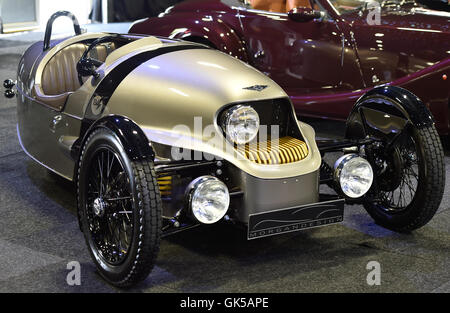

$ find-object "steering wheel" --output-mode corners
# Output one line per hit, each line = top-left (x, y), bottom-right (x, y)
(76, 35), (118, 86)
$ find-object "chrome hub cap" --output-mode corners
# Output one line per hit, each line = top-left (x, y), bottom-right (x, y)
(93, 198), (106, 217)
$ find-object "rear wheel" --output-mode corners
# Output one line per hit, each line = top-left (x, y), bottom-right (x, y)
(77, 128), (162, 287)
(364, 125), (445, 232)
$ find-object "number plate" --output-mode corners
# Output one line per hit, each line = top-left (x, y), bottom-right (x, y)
(248, 199), (345, 240)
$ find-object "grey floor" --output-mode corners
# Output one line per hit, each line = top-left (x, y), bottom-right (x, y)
(0, 29), (449, 293)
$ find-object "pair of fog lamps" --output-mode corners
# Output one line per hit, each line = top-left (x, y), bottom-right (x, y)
(186, 154), (373, 225)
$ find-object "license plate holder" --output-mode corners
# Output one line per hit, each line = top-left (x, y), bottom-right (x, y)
(248, 199), (345, 240)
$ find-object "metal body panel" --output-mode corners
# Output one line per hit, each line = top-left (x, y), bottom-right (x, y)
(16, 33), (107, 180)
(16, 93), (81, 180)
(231, 168), (320, 224)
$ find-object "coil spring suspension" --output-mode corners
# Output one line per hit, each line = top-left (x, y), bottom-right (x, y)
(157, 175), (172, 198)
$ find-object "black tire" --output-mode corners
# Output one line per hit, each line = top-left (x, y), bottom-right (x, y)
(77, 128), (162, 288)
(364, 125), (445, 232)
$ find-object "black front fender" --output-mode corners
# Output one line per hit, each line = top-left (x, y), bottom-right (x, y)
(346, 86), (435, 140)
(74, 115), (155, 164)
(73, 115), (154, 232)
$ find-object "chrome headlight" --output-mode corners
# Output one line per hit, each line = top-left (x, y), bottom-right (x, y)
(186, 176), (230, 224)
(334, 154), (373, 198)
(222, 105), (260, 145)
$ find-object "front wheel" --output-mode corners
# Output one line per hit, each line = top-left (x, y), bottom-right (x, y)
(77, 128), (162, 288)
(364, 125), (445, 232)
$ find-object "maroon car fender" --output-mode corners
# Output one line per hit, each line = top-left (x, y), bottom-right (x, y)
(129, 14), (248, 62)
(346, 86), (435, 140)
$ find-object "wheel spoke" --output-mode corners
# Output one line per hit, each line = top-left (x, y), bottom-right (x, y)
(371, 130), (421, 212)
(97, 155), (104, 197)
(107, 150), (115, 180)
(106, 196), (132, 201)
(84, 147), (134, 266)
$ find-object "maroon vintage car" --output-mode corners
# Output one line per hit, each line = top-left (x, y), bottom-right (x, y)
(129, 0), (450, 136)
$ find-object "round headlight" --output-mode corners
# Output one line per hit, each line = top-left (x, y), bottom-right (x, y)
(186, 176), (230, 224)
(334, 154), (373, 198)
(223, 105), (260, 145)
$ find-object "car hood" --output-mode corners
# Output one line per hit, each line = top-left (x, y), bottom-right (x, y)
(105, 47), (287, 129)
(104, 46), (321, 179)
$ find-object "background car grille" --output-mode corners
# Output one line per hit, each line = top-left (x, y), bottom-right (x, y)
(237, 136), (308, 165)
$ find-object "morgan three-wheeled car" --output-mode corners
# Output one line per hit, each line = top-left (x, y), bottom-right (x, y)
(3, 11), (445, 287)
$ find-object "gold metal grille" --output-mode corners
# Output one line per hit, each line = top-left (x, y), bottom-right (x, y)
(237, 136), (308, 165)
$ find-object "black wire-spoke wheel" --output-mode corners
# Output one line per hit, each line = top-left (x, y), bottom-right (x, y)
(364, 125), (445, 232)
(371, 130), (420, 213)
(86, 147), (133, 265)
(77, 128), (162, 287)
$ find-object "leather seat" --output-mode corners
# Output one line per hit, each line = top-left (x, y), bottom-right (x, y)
(250, 0), (287, 12)
(42, 43), (87, 97)
(250, 0), (312, 13)
(286, 0), (312, 10)
(35, 43), (114, 110)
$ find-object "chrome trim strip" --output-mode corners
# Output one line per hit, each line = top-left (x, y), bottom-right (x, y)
(16, 124), (73, 181)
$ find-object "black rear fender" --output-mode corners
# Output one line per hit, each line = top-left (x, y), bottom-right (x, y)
(345, 86), (435, 140)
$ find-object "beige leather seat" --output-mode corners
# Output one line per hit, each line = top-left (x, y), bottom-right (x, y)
(35, 43), (114, 110)
(42, 44), (86, 96)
